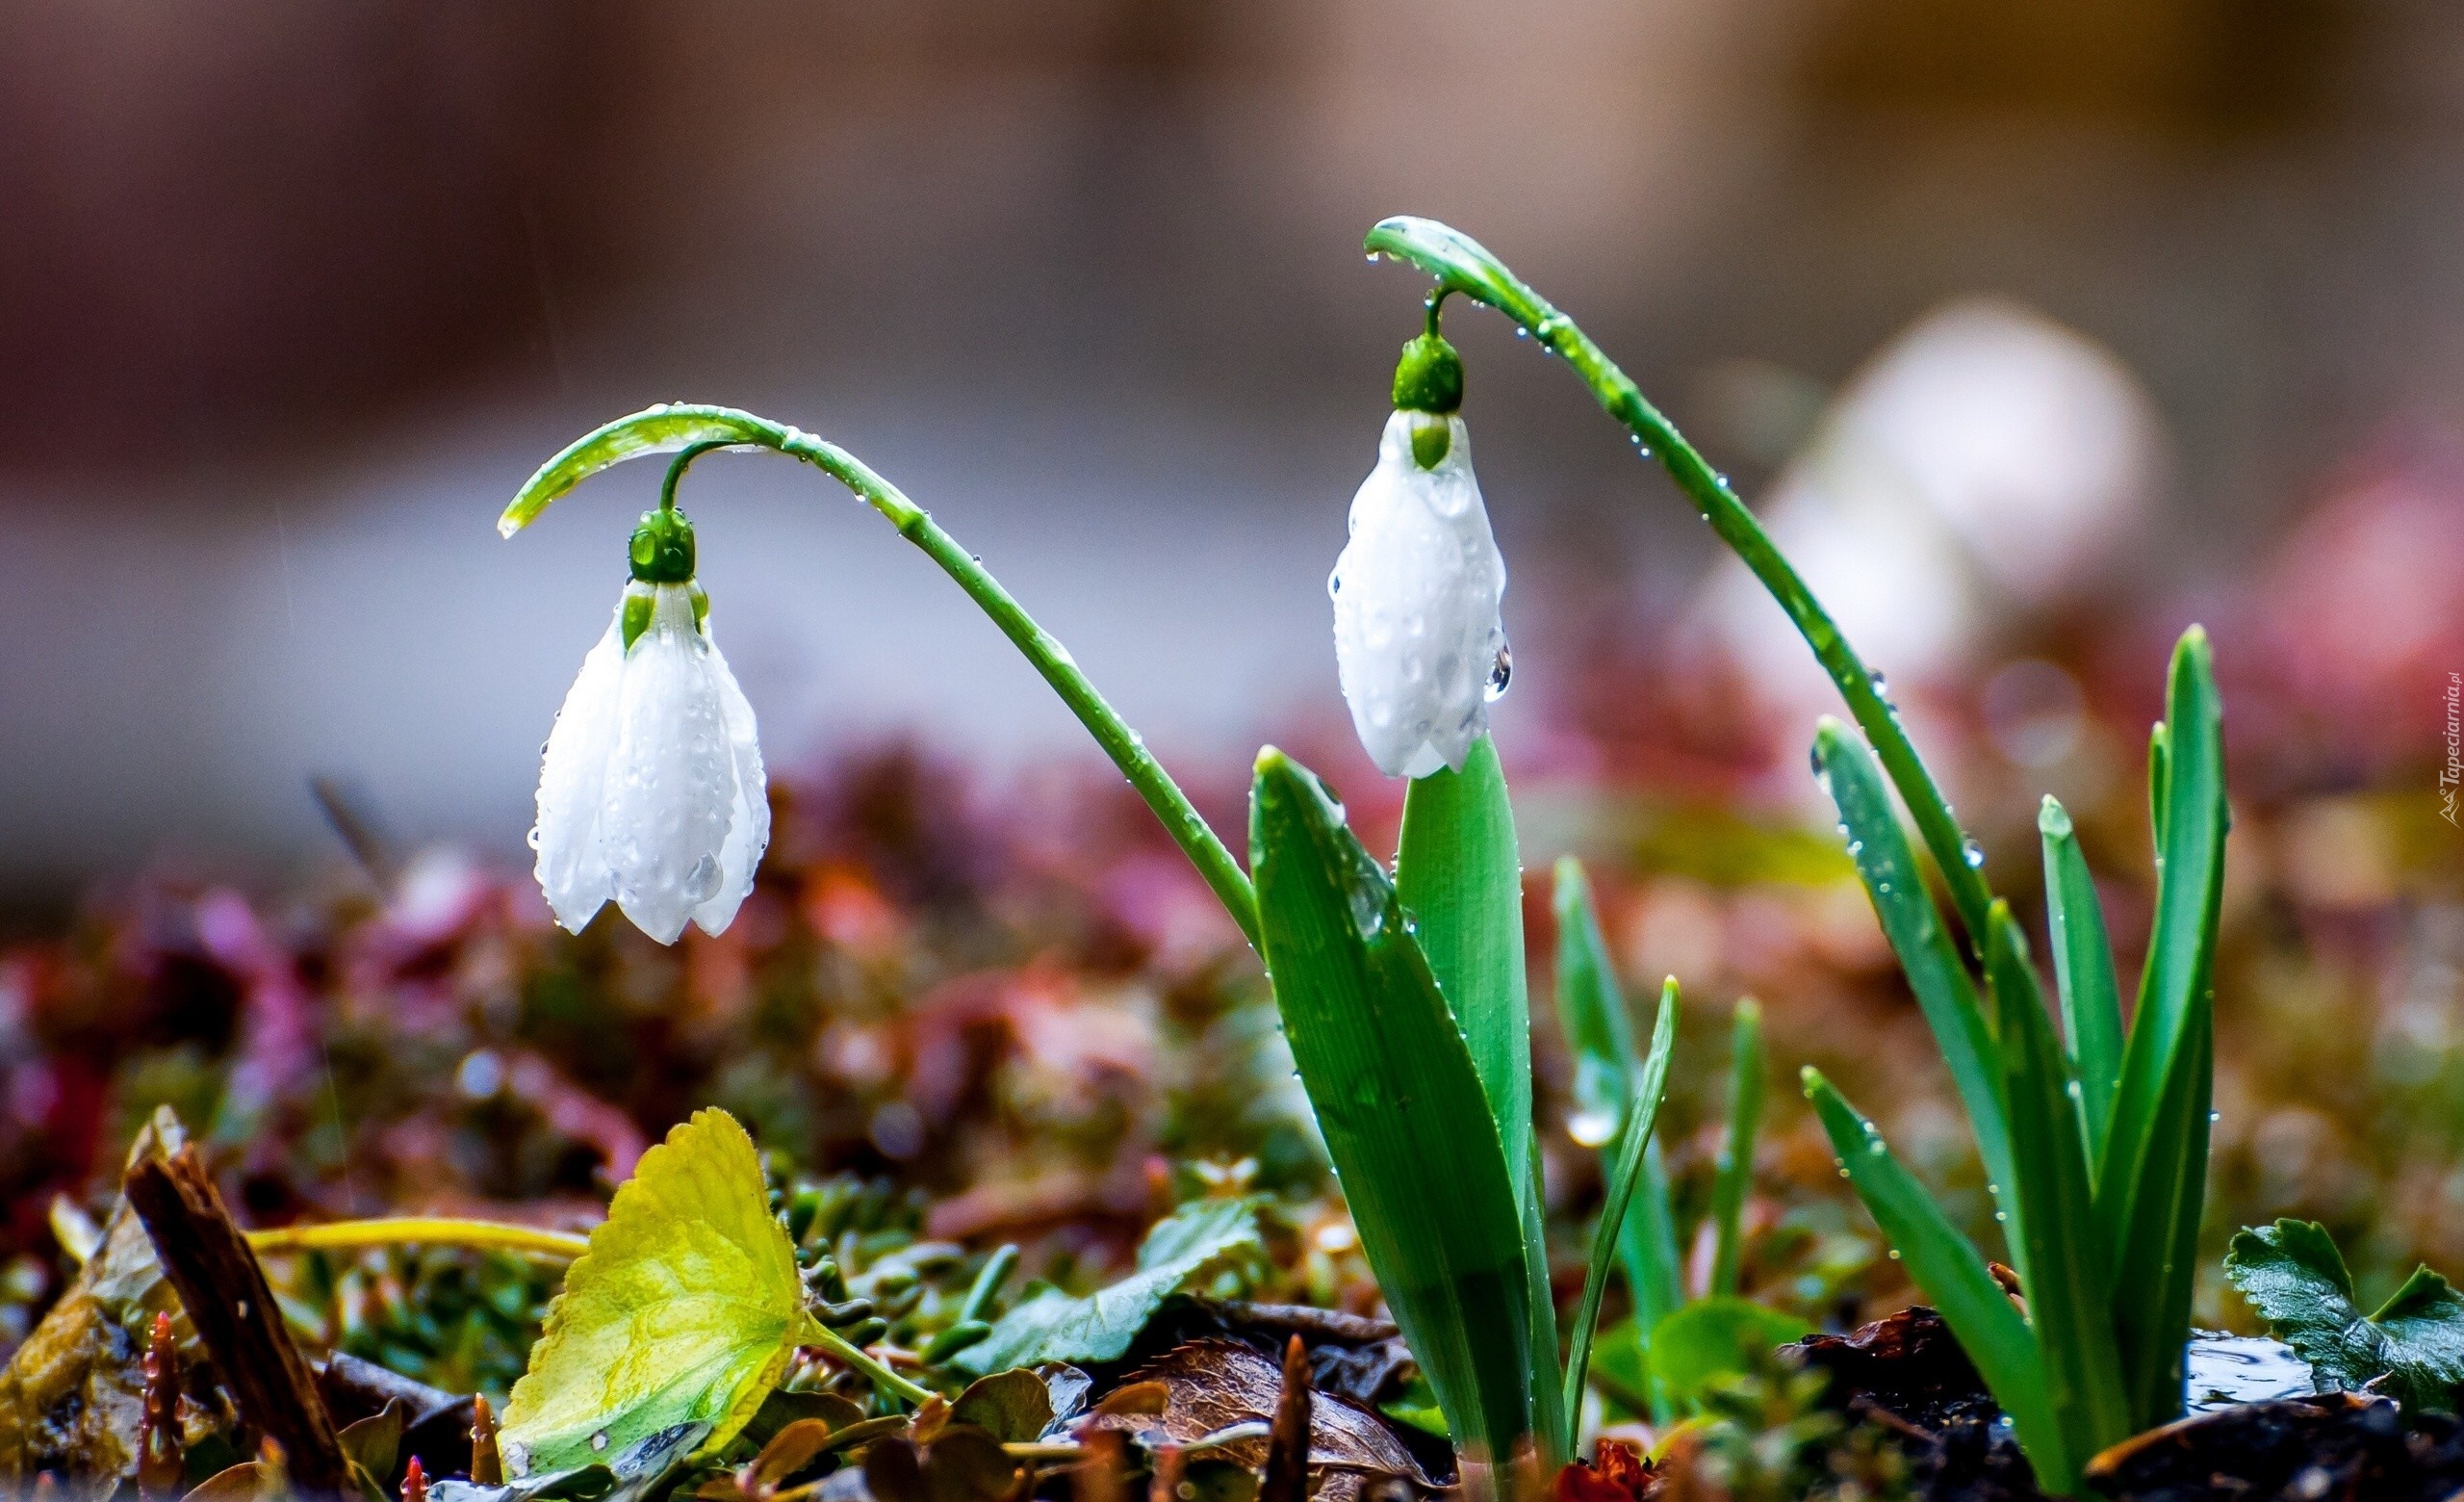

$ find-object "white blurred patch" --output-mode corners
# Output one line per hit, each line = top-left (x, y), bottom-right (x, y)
(1697, 299), (2162, 708)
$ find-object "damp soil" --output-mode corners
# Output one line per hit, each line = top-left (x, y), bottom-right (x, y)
(1784, 1307), (2464, 1501)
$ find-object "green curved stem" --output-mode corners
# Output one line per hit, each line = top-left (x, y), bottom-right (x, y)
(245, 1218), (593, 1259)
(796, 1316), (937, 1407)
(500, 404), (1261, 953)
(1363, 217), (1994, 950)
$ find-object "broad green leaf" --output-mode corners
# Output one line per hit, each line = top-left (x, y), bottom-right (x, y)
(2039, 797), (2122, 1168)
(1645, 1299), (1811, 1408)
(1551, 860), (1683, 1416)
(1803, 1070), (2063, 1491)
(1811, 720), (2014, 1223)
(955, 1198), (1260, 1374)
(502, 1110), (802, 1476)
(1562, 979), (1680, 1421)
(1986, 905), (2131, 1467)
(1708, 998), (1765, 1299)
(1396, 738), (1561, 1462)
(949, 1370), (1053, 1443)
(2100, 629), (2226, 1429)
(1250, 748), (1538, 1473)
(1398, 738), (1532, 1203)
(2226, 1220), (2464, 1411)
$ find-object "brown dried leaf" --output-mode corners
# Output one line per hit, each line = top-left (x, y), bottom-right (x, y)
(751, 1418), (836, 1489)
(1094, 1340), (1433, 1498)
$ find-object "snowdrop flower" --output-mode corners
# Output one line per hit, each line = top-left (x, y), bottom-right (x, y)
(531, 503), (769, 943)
(1330, 324), (1510, 779)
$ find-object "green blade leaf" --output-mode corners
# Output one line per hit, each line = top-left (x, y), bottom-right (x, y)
(2099, 628), (2226, 1427)
(1553, 858), (1638, 1149)
(1708, 998), (1765, 1299)
(955, 1198), (1261, 1374)
(1802, 1070), (2065, 1491)
(2110, 1005), (2214, 1430)
(1811, 720), (2014, 1215)
(2103, 629), (2224, 1214)
(1987, 905), (2131, 1464)
(1562, 978), (1680, 1422)
(501, 1109), (804, 1476)
(2039, 797), (2123, 1168)
(1643, 1298), (1812, 1410)
(1250, 748), (1538, 1472)
(1551, 860), (1683, 1401)
(2226, 1220), (2464, 1411)
(1396, 738), (1561, 1462)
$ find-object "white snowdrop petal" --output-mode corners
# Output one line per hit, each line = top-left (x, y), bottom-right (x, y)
(532, 612), (626, 933)
(601, 583), (733, 945)
(1331, 412), (1508, 778)
(691, 632), (769, 937)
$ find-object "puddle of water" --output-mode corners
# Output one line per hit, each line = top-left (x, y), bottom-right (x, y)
(2186, 1331), (2315, 1412)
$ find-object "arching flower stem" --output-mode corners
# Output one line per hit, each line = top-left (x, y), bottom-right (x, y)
(501, 404), (1262, 953)
(1363, 217), (1996, 952)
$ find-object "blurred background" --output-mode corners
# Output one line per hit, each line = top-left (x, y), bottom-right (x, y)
(12, 0), (2464, 1393)
(9, 0), (2464, 915)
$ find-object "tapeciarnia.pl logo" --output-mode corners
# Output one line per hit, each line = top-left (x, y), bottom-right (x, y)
(2445, 670), (2461, 826)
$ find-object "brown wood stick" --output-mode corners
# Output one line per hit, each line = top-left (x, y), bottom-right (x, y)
(123, 1144), (352, 1498)
(1260, 1334), (1311, 1502)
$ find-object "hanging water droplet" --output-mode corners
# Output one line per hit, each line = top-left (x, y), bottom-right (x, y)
(1963, 839), (1987, 869)
(1484, 643), (1513, 702)
(1327, 567), (1343, 599)
(1868, 669), (1890, 699)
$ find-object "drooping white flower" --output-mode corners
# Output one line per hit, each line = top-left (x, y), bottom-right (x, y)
(532, 509), (768, 943)
(1330, 408), (1509, 779)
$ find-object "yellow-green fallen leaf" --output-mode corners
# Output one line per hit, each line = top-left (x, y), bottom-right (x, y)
(501, 1109), (806, 1476)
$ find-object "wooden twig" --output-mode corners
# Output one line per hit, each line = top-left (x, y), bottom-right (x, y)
(1260, 1334), (1312, 1502)
(122, 1144), (352, 1497)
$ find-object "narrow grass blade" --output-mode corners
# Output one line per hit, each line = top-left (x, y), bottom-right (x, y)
(2039, 798), (2123, 1168)
(1550, 860), (1684, 1407)
(1987, 904), (2132, 1468)
(1518, 1129), (1568, 1469)
(1803, 1070), (2064, 1491)
(1396, 738), (1559, 1464)
(2147, 723), (2171, 846)
(1553, 858), (1636, 1150)
(2110, 1007), (2214, 1431)
(1250, 749), (1537, 1472)
(1811, 720), (2013, 1215)
(2098, 629), (2226, 1426)
(1563, 980), (1680, 1424)
(1708, 999), (1764, 1298)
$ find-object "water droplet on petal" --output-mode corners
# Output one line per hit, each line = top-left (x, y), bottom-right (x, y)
(1484, 643), (1513, 702)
